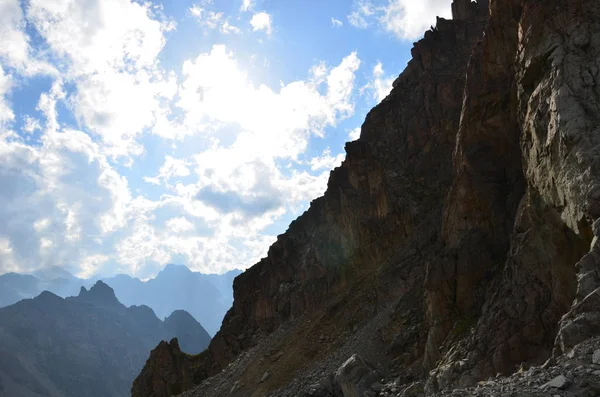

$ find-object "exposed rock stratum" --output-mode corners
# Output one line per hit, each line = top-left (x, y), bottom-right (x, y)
(132, 0), (600, 396)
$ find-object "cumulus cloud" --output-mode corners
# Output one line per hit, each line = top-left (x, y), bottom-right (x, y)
(26, 0), (177, 159)
(0, 124), (130, 275)
(250, 12), (272, 35)
(347, 0), (452, 40)
(331, 18), (343, 28)
(177, 45), (360, 158)
(0, 0), (364, 278)
(0, 0), (55, 75)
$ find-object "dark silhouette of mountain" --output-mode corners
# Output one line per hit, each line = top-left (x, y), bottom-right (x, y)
(0, 281), (209, 397)
(0, 264), (242, 336)
(163, 310), (211, 355)
(101, 265), (241, 335)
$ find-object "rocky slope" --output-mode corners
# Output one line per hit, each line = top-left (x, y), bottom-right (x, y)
(0, 282), (210, 397)
(132, 0), (600, 396)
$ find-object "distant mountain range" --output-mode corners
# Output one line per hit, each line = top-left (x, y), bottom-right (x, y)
(0, 264), (242, 336)
(0, 281), (210, 397)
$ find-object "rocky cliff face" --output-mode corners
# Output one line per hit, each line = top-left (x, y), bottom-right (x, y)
(132, 0), (600, 396)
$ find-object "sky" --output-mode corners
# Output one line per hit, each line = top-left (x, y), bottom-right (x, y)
(0, 0), (452, 279)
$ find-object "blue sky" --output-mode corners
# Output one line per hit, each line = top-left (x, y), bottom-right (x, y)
(0, 0), (451, 279)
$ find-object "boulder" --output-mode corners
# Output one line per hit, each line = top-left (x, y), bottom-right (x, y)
(333, 355), (379, 397)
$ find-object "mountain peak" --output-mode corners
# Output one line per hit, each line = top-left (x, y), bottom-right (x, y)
(33, 266), (77, 281)
(35, 290), (63, 303)
(165, 309), (195, 323)
(77, 281), (120, 307)
(159, 264), (192, 276)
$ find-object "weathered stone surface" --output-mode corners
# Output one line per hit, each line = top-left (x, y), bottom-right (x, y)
(132, 339), (198, 397)
(541, 375), (571, 390)
(332, 355), (378, 397)
(593, 350), (600, 365)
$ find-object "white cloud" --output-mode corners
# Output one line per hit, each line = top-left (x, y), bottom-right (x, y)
(33, 218), (51, 233)
(250, 12), (272, 35)
(165, 217), (195, 233)
(240, 0), (254, 12)
(26, 0), (176, 159)
(0, 122), (133, 274)
(190, 6), (223, 29)
(190, 5), (241, 35)
(178, 45), (360, 159)
(363, 61), (394, 102)
(143, 156), (190, 186)
(347, 0), (452, 40)
(0, 0), (29, 70)
(310, 148), (345, 171)
(347, 0), (374, 29)
(380, 0), (451, 40)
(221, 21), (241, 34)
(0, 66), (14, 127)
(72, 70), (176, 158)
(27, 0), (168, 75)
(0, 0), (55, 75)
(0, 237), (17, 273)
(23, 116), (42, 134)
(331, 18), (343, 28)
(79, 254), (109, 278)
(348, 127), (361, 141)
(37, 79), (65, 134)
(0, 1), (364, 278)
(40, 237), (53, 249)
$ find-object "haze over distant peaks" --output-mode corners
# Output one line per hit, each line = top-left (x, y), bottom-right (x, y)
(0, 264), (242, 336)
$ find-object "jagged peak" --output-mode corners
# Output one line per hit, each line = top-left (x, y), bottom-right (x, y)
(159, 264), (192, 276)
(76, 280), (120, 307)
(165, 309), (195, 323)
(35, 290), (63, 302)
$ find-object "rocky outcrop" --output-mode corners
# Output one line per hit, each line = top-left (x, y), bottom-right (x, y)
(133, 0), (600, 396)
(132, 339), (199, 397)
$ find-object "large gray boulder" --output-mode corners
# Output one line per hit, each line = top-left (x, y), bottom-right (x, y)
(333, 355), (379, 397)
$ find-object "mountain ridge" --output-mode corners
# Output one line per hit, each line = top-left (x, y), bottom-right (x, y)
(0, 264), (241, 335)
(0, 281), (210, 397)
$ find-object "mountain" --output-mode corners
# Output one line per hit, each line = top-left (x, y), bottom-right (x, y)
(133, 1), (600, 397)
(0, 264), (241, 336)
(102, 265), (241, 335)
(0, 281), (209, 397)
(164, 310), (211, 355)
(0, 272), (81, 308)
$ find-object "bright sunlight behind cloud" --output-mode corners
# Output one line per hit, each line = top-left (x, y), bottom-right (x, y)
(0, 0), (424, 279)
